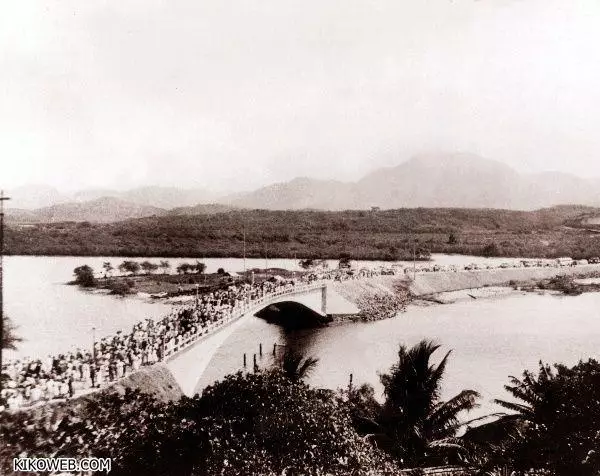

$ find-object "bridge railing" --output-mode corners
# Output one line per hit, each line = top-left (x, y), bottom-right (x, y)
(164, 282), (327, 360)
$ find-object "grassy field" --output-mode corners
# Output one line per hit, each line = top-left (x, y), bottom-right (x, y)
(7, 205), (600, 260)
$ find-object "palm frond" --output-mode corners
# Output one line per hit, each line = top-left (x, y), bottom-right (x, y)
(280, 350), (319, 382)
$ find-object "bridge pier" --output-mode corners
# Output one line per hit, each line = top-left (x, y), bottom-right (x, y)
(321, 284), (327, 315)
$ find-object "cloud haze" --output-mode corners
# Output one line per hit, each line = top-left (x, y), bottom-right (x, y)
(2, 0), (600, 192)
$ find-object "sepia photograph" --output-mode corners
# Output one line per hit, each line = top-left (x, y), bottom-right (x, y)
(1, 1), (600, 475)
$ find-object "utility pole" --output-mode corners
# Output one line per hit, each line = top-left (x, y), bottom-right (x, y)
(242, 226), (246, 277)
(92, 326), (96, 364)
(413, 238), (418, 280)
(0, 190), (10, 395)
(293, 250), (297, 279)
(264, 243), (268, 278)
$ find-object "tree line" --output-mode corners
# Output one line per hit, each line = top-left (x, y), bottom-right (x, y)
(72, 260), (209, 288)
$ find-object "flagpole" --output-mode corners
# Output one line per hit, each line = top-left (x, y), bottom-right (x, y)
(243, 226), (246, 276)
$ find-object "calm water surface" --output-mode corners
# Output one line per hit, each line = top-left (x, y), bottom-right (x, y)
(198, 292), (600, 417)
(6, 255), (598, 418)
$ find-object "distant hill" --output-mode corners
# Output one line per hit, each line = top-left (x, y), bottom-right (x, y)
(6, 197), (167, 224)
(6, 185), (70, 209)
(73, 186), (220, 209)
(5, 198), (241, 224)
(355, 153), (521, 209)
(226, 177), (355, 210)
(5, 185), (221, 210)
(226, 153), (600, 210)
(169, 203), (240, 216)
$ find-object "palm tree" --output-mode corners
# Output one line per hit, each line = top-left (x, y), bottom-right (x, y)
(2, 316), (22, 350)
(348, 340), (481, 467)
(159, 260), (170, 274)
(484, 361), (600, 476)
(493, 363), (554, 423)
(279, 350), (319, 383)
(102, 261), (113, 279)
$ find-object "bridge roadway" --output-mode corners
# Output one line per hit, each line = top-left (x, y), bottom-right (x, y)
(164, 282), (335, 396)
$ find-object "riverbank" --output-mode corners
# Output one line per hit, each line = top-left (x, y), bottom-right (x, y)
(409, 263), (600, 295)
(416, 286), (520, 305)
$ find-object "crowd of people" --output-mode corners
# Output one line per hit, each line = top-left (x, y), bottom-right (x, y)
(0, 277), (304, 411)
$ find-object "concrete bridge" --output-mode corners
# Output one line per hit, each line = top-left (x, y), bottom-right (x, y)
(164, 282), (356, 396)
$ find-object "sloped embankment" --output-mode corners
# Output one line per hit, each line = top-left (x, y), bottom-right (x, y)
(108, 364), (183, 402)
(331, 276), (411, 320)
(409, 264), (600, 296)
(332, 276), (408, 303)
(12, 364), (183, 419)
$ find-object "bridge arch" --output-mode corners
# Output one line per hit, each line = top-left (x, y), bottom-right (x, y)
(256, 300), (331, 329)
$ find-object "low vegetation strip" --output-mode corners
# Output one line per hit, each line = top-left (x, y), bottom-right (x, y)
(409, 264), (600, 295)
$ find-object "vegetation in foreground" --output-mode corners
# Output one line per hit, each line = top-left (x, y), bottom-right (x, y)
(7, 205), (600, 260)
(343, 341), (482, 468)
(0, 369), (399, 476)
(2, 339), (599, 475)
(466, 359), (600, 476)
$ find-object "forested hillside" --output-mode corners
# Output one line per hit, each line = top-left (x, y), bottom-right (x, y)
(6, 206), (600, 260)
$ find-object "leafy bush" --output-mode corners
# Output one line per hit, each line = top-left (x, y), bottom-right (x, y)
(72, 265), (96, 287)
(0, 370), (399, 476)
(108, 279), (135, 295)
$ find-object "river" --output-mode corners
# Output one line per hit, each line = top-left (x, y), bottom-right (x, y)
(198, 291), (600, 418)
(5, 254), (598, 418)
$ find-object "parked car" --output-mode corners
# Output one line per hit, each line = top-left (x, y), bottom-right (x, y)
(556, 257), (573, 267)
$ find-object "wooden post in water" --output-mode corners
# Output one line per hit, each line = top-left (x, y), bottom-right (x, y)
(349, 373), (353, 391)
(243, 353), (247, 367)
(273, 343), (277, 356)
(259, 343), (263, 357)
(253, 354), (258, 372)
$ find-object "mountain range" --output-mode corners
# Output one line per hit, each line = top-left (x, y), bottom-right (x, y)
(6, 198), (238, 224)
(225, 153), (600, 210)
(6, 185), (219, 210)
(6, 153), (600, 222)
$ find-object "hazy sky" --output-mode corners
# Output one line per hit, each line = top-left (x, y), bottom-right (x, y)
(2, 0), (600, 193)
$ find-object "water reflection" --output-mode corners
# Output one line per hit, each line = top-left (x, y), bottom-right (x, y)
(198, 292), (600, 420)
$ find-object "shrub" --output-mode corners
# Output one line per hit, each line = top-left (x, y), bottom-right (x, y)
(73, 265), (96, 287)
